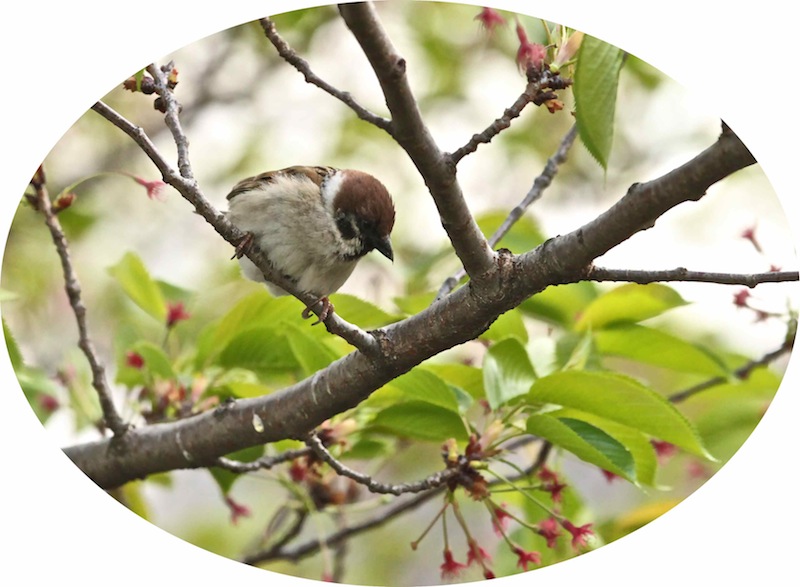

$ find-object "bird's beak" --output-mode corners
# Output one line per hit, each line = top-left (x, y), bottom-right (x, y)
(374, 235), (394, 262)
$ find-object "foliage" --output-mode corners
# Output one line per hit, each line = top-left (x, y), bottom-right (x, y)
(2, 2), (794, 586)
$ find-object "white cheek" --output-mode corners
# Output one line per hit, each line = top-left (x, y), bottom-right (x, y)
(321, 171), (345, 211)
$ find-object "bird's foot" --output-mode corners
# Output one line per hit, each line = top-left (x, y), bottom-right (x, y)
(232, 232), (254, 260)
(302, 296), (333, 325)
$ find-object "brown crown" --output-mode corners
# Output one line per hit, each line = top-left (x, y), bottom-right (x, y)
(332, 170), (395, 236)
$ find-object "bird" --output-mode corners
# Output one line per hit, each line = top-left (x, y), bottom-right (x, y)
(225, 165), (395, 323)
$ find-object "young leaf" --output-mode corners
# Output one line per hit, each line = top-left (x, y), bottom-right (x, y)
(527, 414), (637, 482)
(483, 337), (537, 410)
(595, 324), (728, 376)
(520, 281), (598, 328)
(108, 252), (167, 322)
(384, 368), (460, 412)
(550, 407), (659, 486)
(529, 371), (713, 459)
(218, 327), (299, 373)
(574, 34), (624, 169)
(370, 401), (469, 441)
(422, 363), (485, 400)
(328, 293), (404, 327)
(575, 283), (686, 330)
(285, 324), (340, 376)
(480, 308), (528, 343)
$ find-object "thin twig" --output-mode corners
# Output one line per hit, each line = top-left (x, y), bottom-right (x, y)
(449, 78), (572, 164)
(245, 438), (551, 565)
(438, 125), (578, 299)
(585, 266), (800, 288)
(260, 18), (392, 133)
(669, 338), (794, 403)
(92, 93), (379, 355)
(29, 167), (127, 437)
(306, 433), (460, 495)
(215, 447), (312, 473)
(338, 2), (496, 282)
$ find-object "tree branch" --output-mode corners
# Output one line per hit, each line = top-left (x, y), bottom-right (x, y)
(305, 433), (460, 495)
(245, 437), (550, 566)
(215, 447), (312, 473)
(438, 124), (578, 299)
(584, 266), (799, 288)
(259, 17), (392, 133)
(337, 2), (495, 282)
(29, 167), (127, 437)
(669, 337), (794, 403)
(63, 123), (759, 489)
(91, 92), (378, 355)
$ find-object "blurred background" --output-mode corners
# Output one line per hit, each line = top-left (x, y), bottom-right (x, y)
(2, 2), (796, 585)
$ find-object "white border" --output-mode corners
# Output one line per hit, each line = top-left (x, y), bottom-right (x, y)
(1, 1), (797, 585)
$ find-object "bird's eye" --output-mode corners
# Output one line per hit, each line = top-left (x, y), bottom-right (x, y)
(335, 214), (358, 240)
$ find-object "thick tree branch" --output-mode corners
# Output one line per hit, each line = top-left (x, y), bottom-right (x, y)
(338, 2), (495, 282)
(438, 124), (578, 299)
(29, 168), (127, 437)
(63, 123), (760, 489)
(584, 266), (799, 288)
(259, 17), (392, 132)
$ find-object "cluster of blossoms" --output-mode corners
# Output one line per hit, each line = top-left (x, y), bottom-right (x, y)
(734, 225), (784, 322)
(413, 431), (594, 581)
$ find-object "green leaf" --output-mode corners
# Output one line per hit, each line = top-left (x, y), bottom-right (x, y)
(3, 319), (24, 370)
(218, 327), (299, 373)
(574, 34), (624, 169)
(372, 368), (460, 412)
(527, 414), (636, 482)
(551, 408), (659, 486)
(108, 252), (167, 322)
(285, 324), (339, 376)
(529, 371), (712, 459)
(393, 291), (437, 315)
(370, 401), (468, 441)
(520, 282), (598, 328)
(595, 324), (728, 376)
(483, 338), (537, 410)
(575, 284), (687, 330)
(328, 293), (403, 327)
(480, 309), (528, 343)
(476, 210), (545, 254)
(422, 363), (485, 400)
(220, 381), (275, 399)
(561, 328), (595, 371)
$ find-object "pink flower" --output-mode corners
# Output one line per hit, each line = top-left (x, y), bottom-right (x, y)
(38, 394), (60, 413)
(166, 301), (191, 328)
(440, 548), (468, 580)
(740, 225), (762, 253)
(601, 469), (619, 483)
(491, 503), (512, 535)
(512, 546), (541, 571)
(125, 351), (145, 369)
(475, 7), (506, 34)
(467, 540), (491, 566)
(733, 289), (751, 308)
(651, 440), (677, 464)
(130, 175), (167, 201)
(223, 495), (251, 525)
(515, 20), (547, 71)
(536, 517), (561, 549)
(562, 520), (593, 550)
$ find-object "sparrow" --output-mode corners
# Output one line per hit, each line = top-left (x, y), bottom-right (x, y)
(226, 165), (395, 322)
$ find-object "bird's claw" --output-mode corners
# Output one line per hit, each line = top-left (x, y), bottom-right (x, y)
(232, 232), (254, 260)
(302, 296), (333, 325)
